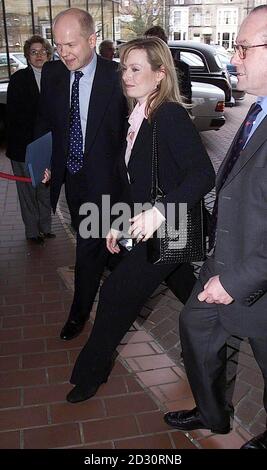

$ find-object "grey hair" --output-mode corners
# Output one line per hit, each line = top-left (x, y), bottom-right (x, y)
(99, 39), (114, 55)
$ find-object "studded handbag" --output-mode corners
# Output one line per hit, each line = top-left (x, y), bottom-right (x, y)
(147, 122), (206, 265)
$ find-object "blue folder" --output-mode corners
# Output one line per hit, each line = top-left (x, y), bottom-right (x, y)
(25, 132), (52, 188)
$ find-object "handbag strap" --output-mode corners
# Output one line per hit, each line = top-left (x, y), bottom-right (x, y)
(151, 121), (164, 205)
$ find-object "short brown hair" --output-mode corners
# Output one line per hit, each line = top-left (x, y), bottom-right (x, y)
(24, 35), (53, 62)
(144, 26), (168, 44)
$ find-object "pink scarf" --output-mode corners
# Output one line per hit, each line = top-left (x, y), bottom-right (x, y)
(125, 101), (147, 167)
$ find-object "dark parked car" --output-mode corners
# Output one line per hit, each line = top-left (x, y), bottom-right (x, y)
(168, 41), (234, 106)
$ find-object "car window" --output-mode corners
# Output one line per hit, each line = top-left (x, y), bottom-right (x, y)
(170, 48), (206, 71)
(13, 53), (27, 65)
(180, 51), (205, 69)
(214, 53), (224, 69)
(0, 55), (8, 65)
(0, 54), (15, 65)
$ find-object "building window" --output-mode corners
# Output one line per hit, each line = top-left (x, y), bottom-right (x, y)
(193, 12), (201, 26)
(222, 32), (230, 49)
(204, 12), (211, 26)
(174, 11), (182, 28)
(0, 0), (120, 81)
(218, 8), (238, 26)
(231, 32), (235, 49)
(224, 11), (230, 25)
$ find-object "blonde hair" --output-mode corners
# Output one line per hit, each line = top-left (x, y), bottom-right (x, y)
(119, 37), (182, 121)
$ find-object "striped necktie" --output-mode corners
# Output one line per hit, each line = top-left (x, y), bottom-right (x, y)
(208, 102), (262, 251)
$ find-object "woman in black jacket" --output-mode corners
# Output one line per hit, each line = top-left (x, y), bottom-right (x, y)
(67, 37), (215, 403)
(6, 35), (54, 244)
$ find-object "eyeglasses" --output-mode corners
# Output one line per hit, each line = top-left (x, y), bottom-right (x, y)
(233, 43), (267, 59)
(29, 49), (48, 57)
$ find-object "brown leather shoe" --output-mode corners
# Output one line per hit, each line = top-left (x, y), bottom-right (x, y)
(241, 431), (267, 449)
(164, 408), (230, 434)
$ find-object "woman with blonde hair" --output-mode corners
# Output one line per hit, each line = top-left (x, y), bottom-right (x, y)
(67, 37), (215, 403)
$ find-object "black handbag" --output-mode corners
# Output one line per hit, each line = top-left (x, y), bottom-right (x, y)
(147, 122), (206, 265)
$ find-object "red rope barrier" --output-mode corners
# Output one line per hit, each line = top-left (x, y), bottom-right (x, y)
(0, 172), (32, 183)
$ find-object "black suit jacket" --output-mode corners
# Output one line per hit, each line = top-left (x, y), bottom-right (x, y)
(37, 56), (127, 211)
(114, 102), (215, 218)
(6, 66), (39, 162)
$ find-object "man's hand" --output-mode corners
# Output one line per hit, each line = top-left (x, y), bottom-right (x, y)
(198, 275), (234, 305)
(106, 228), (121, 254)
(128, 207), (165, 242)
(42, 168), (51, 184)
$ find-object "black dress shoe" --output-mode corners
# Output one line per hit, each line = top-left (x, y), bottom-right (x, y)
(60, 319), (86, 340)
(164, 408), (230, 434)
(66, 383), (103, 403)
(27, 236), (44, 245)
(66, 357), (116, 404)
(240, 431), (267, 449)
(40, 232), (56, 239)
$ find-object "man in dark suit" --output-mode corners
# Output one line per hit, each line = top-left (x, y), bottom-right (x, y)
(99, 40), (115, 61)
(38, 8), (127, 340)
(164, 5), (267, 449)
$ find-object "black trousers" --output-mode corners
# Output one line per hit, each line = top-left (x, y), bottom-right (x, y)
(65, 170), (109, 322)
(179, 279), (267, 430)
(65, 170), (196, 323)
(70, 242), (186, 386)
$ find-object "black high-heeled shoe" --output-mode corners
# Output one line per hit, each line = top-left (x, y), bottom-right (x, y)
(66, 354), (117, 404)
(66, 382), (103, 403)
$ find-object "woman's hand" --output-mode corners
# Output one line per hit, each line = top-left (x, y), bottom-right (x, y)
(128, 207), (165, 242)
(106, 228), (121, 254)
(42, 168), (51, 184)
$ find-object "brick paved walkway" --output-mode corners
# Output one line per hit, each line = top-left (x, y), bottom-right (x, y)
(0, 152), (199, 450)
(0, 96), (264, 449)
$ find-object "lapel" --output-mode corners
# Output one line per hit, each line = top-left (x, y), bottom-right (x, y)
(127, 119), (150, 170)
(26, 67), (39, 98)
(216, 124), (241, 191)
(53, 64), (71, 153)
(217, 114), (267, 191)
(120, 140), (129, 184)
(84, 56), (115, 154)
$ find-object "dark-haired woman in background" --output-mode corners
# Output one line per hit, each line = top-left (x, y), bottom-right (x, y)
(6, 34), (55, 244)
